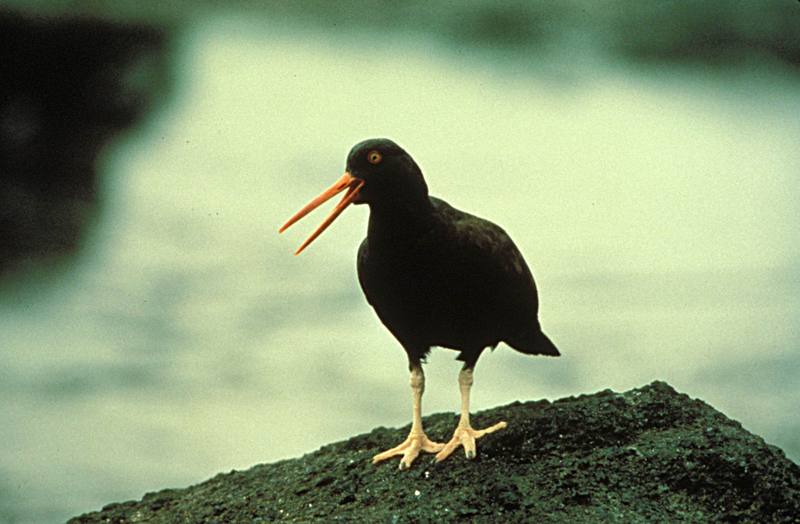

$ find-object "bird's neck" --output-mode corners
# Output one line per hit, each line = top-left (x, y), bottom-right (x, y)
(367, 197), (435, 250)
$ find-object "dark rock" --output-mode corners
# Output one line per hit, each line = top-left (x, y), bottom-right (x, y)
(0, 9), (172, 276)
(69, 381), (800, 523)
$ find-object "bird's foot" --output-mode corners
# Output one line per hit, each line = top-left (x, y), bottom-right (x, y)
(373, 430), (444, 470)
(435, 420), (507, 463)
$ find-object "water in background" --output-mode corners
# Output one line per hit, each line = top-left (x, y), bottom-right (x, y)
(1, 16), (798, 523)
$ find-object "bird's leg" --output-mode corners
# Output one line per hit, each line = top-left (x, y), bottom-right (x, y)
(435, 366), (507, 462)
(372, 364), (444, 469)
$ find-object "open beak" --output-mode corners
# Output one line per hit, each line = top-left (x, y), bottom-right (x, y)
(279, 172), (365, 255)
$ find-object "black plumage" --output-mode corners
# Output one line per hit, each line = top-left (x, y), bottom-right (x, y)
(281, 138), (559, 469)
(348, 138), (558, 367)
(357, 195), (558, 367)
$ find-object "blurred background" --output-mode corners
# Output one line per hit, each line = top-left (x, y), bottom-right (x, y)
(0, 1), (798, 522)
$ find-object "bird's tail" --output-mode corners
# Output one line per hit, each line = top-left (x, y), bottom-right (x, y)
(506, 329), (560, 357)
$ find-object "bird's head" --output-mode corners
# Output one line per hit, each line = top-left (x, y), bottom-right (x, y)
(280, 138), (428, 255)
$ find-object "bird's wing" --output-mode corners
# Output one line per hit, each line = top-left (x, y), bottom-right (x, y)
(434, 198), (535, 284)
(460, 218), (532, 281)
(429, 197), (540, 316)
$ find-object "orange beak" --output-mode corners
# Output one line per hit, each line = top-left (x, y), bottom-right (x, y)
(279, 172), (365, 255)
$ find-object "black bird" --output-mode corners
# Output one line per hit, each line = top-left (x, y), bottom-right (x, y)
(280, 138), (559, 469)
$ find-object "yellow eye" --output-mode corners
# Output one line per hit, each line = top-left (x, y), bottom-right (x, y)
(367, 150), (382, 165)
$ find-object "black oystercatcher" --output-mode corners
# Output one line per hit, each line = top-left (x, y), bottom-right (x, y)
(280, 138), (559, 469)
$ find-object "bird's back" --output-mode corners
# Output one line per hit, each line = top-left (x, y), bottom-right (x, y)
(357, 197), (558, 359)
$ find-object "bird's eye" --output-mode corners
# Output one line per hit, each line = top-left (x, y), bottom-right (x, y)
(367, 150), (382, 165)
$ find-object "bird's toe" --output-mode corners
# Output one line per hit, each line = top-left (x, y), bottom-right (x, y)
(435, 421), (507, 464)
(373, 431), (443, 470)
(462, 434), (477, 459)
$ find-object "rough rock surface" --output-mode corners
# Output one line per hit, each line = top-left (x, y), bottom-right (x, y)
(70, 382), (799, 523)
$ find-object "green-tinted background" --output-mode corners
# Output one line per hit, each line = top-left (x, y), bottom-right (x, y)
(1, 2), (798, 522)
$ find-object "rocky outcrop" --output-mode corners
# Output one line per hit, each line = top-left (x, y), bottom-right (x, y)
(70, 382), (800, 523)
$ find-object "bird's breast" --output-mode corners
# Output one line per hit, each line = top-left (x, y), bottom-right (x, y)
(357, 238), (503, 350)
